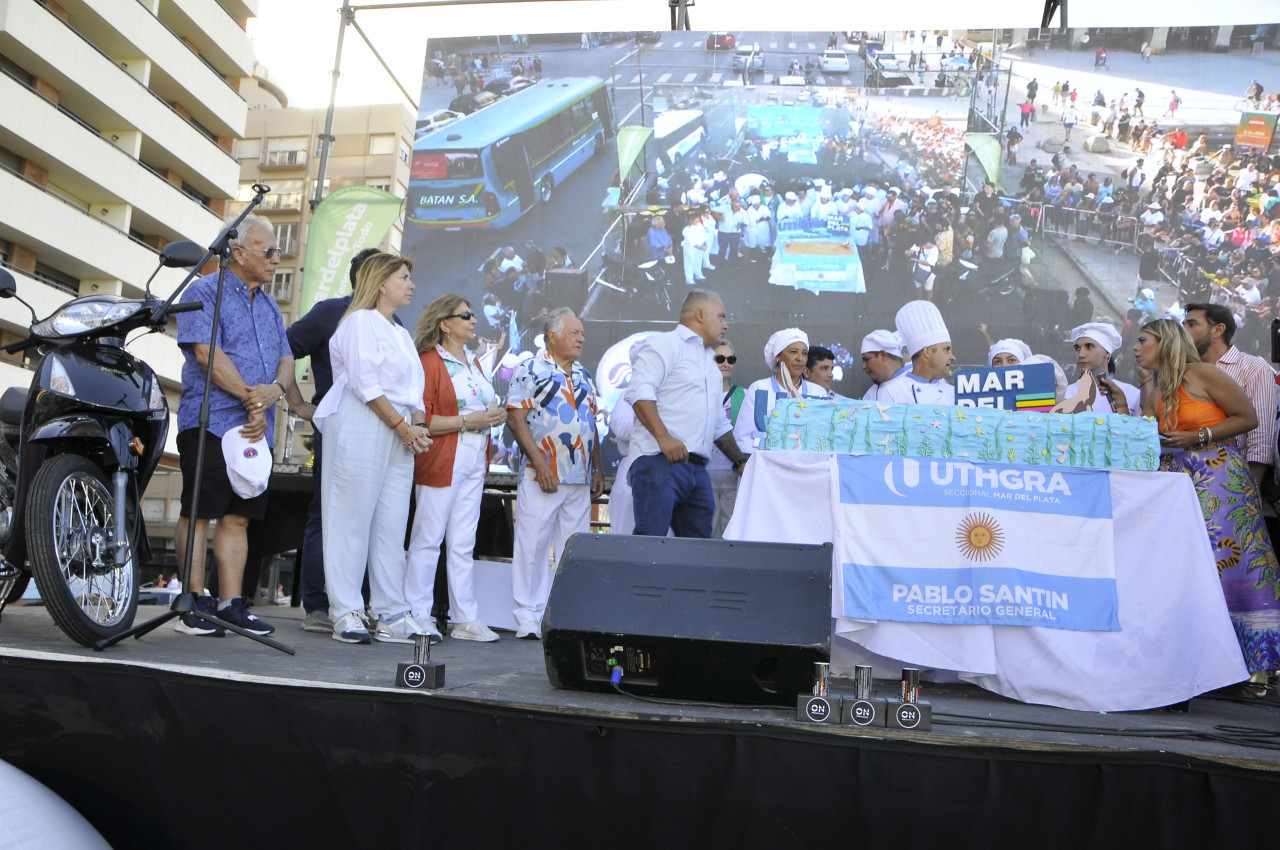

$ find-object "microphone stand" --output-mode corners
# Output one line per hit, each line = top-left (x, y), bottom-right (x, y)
(97, 184), (294, 654)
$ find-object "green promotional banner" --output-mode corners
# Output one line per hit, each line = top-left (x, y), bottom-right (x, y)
(965, 133), (1002, 185)
(296, 185), (403, 377)
(616, 125), (652, 180)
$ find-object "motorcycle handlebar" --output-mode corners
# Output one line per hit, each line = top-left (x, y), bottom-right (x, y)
(0, 337), (38, 355)
(165, 301), (204, 314)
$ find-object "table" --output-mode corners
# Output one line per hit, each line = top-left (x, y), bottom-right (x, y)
(724, 451), (1249, 711)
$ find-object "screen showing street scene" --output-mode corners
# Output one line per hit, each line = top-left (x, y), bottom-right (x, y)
(401, 26), (1280, 473)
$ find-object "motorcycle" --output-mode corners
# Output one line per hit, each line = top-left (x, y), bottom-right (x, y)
(0, 241), (206, 645)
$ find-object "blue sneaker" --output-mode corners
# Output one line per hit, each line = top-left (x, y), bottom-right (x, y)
(217, 597), (276, 636)
(174, 595), (225, 637)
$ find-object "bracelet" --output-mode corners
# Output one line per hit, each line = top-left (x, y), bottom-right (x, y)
(390, 416), (405, 431)
(1197, 427), (1206, 447)
(272, 380), (287, 399)
(1205, 426), (1214, 444)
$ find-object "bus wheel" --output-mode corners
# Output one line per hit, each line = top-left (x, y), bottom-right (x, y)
(539, 177), (554, 204)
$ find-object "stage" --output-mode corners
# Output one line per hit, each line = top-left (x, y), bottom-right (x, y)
(0, 603), (1276, 848)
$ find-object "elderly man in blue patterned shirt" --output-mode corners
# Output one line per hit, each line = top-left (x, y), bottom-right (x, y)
(505, 308), (603, 639)
(175, 214), (311, 637)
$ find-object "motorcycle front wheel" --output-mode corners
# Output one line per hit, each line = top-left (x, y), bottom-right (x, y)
(26, 454), (138, 645)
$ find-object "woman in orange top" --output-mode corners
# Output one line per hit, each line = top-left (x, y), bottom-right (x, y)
(404, 294), (507, 643)
(1134, 319), (1278, 692)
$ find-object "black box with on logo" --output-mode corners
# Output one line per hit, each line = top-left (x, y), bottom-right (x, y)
(543, 535), (832, 706)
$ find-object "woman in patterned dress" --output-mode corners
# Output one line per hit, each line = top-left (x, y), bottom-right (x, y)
(1135, 319), (1279, 693)
(404, 294), (508, 642)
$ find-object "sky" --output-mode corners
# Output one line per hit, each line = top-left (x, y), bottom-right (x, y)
(246, 0), (1274, 110)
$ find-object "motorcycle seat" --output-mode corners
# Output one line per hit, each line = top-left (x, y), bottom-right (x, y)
(0, 387), (27, 426)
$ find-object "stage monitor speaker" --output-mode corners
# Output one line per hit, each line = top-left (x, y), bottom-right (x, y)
(543, 534), (832, 706)
(544, 267), (588, 313)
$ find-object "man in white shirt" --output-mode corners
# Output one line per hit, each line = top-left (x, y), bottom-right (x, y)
(714, 194), (747, 265)
(1184, 303), (1278, 484)
(497, 246), (525, 274)
(876, 301), (956, 405)
(860, 329), (906, 401)
(625, 290), (749, 538)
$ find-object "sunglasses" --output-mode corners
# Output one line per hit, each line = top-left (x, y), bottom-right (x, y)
(242, 247), (283, 260)
(447, 311), (476, 321)
(714, 354), (737, 365)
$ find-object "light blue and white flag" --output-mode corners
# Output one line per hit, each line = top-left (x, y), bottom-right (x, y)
(833, 455), (1120, 631)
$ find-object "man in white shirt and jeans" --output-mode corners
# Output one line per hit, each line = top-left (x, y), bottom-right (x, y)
(626, 290), (750, 538)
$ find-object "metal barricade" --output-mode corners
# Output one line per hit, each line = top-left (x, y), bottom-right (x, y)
(1038, 203), (1140, 252)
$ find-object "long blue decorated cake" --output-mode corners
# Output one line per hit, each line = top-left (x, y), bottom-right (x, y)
(762, 399), (1161, 471)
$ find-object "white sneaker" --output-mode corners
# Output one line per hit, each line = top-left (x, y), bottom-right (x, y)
(374, 611), (431, 644)
(515, 621), (542, 640)
(450, 620), (500, 642)
(332, 611), (371, 644)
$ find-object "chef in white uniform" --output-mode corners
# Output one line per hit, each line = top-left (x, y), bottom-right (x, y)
(877, 300), (956, 405)
(1066, 322), (1141, 415)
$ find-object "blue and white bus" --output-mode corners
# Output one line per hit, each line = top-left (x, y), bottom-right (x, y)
(408, 77), (613, 229)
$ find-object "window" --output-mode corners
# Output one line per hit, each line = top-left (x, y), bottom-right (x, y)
(266, 270), (293, 301)
(310, 178), (330, 199)
(399, 140), (411, 164)
(235, 139), (261, 160)
(368, 134), (396, 155)
(366, 178), (391, 192)
(275, 223), (299, 256)
(33, 262), (79, 295)
(262, 136), (308, 167)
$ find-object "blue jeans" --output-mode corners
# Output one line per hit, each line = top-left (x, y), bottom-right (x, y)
(628, 453), (715, 538)
(300, 431), (329, 614)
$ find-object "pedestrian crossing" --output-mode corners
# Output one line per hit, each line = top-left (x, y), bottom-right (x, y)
(660, 39), (822, 51)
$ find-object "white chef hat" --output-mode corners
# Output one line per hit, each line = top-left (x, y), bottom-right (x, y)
(221, 429), (272, 499)
(895, 300), (951, 357)
(861, 329), (905, 357)
(987, 338), (1033, 366)
(1070, 322), (1123, 354)
(763, 327), (808, 370)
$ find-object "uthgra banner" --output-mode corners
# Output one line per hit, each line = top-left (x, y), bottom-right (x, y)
(832, 454), (1120, 631)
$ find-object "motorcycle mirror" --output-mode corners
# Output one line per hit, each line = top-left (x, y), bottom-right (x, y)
(159, 241), (207, 269)
(0, 268), (15, 299)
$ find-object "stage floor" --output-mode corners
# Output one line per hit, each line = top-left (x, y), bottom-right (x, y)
(1, 602), (1275, 773)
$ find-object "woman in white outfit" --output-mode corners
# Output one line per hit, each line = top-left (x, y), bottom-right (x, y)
(404, 294), (508, 642)
(733, 328), (825, 456)
(313, 254), (433, 645)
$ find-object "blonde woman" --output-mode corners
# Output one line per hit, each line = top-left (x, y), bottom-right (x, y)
(404, 294), (507, 643)
(312, 254), (432, 645)
(1134, 319), (1277, 694)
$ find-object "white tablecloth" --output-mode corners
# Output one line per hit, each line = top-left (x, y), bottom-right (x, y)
(723, 451), (1249, 711)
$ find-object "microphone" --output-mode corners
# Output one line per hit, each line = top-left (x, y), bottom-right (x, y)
(1092, 368), (1117, 409)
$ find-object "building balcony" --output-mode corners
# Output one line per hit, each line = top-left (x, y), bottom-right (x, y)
(259, 149), (308, 169)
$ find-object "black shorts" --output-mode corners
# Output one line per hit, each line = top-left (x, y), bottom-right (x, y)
(178, 429), (270, 521)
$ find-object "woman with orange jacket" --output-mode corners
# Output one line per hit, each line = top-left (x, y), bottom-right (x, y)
(404, 294), (507, 642)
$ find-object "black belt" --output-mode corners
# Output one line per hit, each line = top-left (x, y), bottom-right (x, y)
(687, 454), (708, 466)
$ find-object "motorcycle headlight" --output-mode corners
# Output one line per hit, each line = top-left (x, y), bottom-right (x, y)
(32, 300), (144, 338)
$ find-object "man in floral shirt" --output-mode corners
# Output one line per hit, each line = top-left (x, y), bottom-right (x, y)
(506, 308), (603, 639)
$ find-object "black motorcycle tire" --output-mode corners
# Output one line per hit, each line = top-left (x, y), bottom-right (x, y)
(25, 454), (138, 645)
